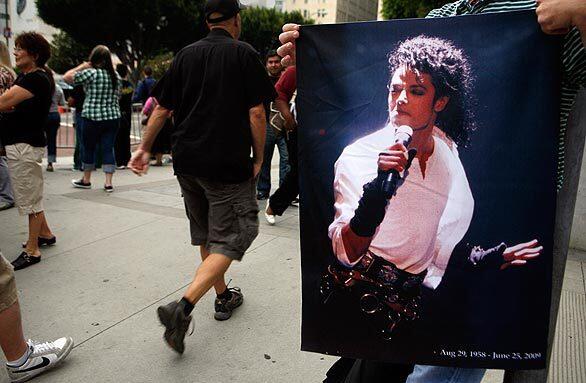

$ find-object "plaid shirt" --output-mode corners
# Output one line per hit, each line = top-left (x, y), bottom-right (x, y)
(74, 68), (121, 121)
(427, 0), (586, 189)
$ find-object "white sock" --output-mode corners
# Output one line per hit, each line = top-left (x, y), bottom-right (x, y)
(6, 342), (32, 368)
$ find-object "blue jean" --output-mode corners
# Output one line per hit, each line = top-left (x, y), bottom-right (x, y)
(257, 125), (289, 195)
(45, 112), (60, 163)
(82, 118), (119, 174)
(406, 366), (486, 383)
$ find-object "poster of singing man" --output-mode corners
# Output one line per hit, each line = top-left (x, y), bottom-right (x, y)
(297, 11), (561, 369)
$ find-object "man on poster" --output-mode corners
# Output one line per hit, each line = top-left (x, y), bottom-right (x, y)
(326, 35), (541, 335)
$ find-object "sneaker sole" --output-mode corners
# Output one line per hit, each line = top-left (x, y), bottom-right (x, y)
(11, 337), (74, 383)
(214, 298), (243, 321)
(71, 181), (91, 189)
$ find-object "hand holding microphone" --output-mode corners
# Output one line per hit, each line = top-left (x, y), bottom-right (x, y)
(350, 126), (416, 237)
(377, 126), (416, 198)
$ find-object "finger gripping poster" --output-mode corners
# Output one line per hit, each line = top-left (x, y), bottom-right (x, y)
(298, 11), (561, 369)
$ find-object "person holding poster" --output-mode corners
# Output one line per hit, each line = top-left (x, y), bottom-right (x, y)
(279, 1), (585, 382)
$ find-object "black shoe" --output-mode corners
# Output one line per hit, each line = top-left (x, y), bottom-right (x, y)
(71, 179), (91, 189)
(256, 192), (269, 200)
(104, 185), (114, 193)
(11, 252), (41, 270)
(22, 236), (57, 248)
(214, 287), (244, 321)
(157, 301), (192, 354)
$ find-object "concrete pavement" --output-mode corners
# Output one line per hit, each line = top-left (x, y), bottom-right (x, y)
(0, 157), (583, 383)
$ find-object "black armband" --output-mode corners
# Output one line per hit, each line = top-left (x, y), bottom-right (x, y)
(349, 176), (389, 237)
(468, 242), (507, 270)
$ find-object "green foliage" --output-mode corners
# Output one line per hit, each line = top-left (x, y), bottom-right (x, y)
(144, 51), (174, 80)
(240, 6), (313, 57)
(47, 32), (92, 74)
(36, 0), (206, 76)
(380, 0), (450, 20)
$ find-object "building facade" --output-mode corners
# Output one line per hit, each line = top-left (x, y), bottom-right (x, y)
(282, 0), (378, 24)
(0, 0), (58, 65)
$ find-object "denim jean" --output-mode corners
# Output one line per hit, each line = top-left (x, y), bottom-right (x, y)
(406, 366), (486, 383)
(257, 125), (289, 196)
(45, 112), (60, 163)
(82, 118), (119, 174)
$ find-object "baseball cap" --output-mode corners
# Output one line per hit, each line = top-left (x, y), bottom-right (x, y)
(205, 0), (246, 23)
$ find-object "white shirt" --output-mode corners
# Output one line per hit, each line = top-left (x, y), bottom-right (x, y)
(328, 125), (475, 289)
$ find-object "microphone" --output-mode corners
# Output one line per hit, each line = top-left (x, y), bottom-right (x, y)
(381, 125), (413, 197)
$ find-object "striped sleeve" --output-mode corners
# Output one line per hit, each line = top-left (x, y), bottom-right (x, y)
(562, 28), (586, 88)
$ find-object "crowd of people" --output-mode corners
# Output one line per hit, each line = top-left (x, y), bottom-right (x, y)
(0, 0), (584, 382)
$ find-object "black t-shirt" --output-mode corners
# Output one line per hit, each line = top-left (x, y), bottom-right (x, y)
(155, 28), (277, 183)
(119, 79), (133, 115)
(1, 70), (52, 147)
(70, 84), (85, 113)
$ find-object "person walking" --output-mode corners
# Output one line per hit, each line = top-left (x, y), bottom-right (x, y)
(0, 32), (57, 270)
(129, 0), (276, 354)
(0, 41), (15, 211)
(114, 64), (133, 169)
(132, 66), (156, 105)
(264, 65), (298, 225)
(64, 45), (121, 192)
(256, 50), (288, 200)
(44, 70), (66, 172)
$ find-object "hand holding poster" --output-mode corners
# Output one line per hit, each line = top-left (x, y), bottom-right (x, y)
(298, 11), (561, 369)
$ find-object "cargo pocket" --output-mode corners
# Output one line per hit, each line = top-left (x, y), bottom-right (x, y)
(232, 202), (259, 252)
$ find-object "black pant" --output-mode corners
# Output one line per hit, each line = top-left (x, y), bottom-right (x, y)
(115, 112), (131, 167)
(268, 129), (298, 216)
(45, 112), (60, 163)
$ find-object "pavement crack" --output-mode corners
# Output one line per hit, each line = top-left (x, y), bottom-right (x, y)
(74, 282), (192, 349)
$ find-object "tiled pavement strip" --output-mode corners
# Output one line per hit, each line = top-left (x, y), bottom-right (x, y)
(0, 157), (583, 383)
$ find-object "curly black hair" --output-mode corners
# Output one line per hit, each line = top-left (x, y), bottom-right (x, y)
(388, 35), (475, 147)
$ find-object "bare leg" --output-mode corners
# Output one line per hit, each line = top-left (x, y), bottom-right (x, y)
(39, 213), (54, 239)
(199, 246), (227, 294)
(183, 252), (232, 304)
(155, 153), (163, 166)
(0, 301), (28, 361)
(82, 169), (92, 184)
(25, 212), (44, 257)
(105, 173), (113, 187)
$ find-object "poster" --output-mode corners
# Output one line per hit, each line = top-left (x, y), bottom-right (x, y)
(298, 11), (561, 369)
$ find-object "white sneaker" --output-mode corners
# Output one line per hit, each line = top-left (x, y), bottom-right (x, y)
(6, 337), (74, 383)
(264, 204), (275, 225)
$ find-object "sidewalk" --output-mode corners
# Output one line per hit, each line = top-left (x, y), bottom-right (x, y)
(0, 157), (584, 383)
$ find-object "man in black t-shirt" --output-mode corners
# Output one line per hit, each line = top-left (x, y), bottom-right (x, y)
(129, 0), (276, 354)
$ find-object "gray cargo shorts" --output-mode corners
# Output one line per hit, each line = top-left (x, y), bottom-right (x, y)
(177, 174), (259, 261)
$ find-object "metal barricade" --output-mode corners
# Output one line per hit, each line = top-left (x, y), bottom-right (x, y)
(56, 104), (145, 151)
(56, 106), (75, 149)
(131, 103), (144, 146)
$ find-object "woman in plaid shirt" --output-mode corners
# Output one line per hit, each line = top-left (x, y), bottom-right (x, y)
(64, 45), (121, 192)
